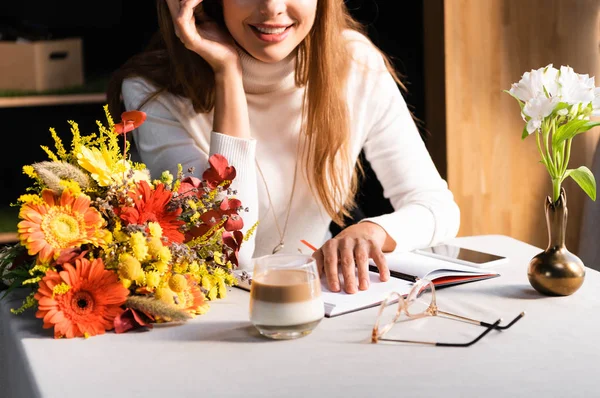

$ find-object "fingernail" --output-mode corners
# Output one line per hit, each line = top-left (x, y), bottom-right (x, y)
(359, 278), (369, 290)
(331, 282), (340, 291)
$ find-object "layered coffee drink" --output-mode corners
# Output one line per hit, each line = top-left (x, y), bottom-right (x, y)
(249, 255), (324, 339)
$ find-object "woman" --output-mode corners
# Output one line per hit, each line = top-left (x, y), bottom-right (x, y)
(106, 0), (460, 295)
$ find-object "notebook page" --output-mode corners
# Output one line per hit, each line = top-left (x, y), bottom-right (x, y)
(373, 251), (499, 280)
(321, 271), (413, 317)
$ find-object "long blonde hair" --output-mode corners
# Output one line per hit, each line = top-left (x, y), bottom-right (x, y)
(107, 0), (405, 226)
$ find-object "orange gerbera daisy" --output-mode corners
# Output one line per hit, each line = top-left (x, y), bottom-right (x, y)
(181, 277), (205, 315)
(117, 180), (185, 244)
(34, 257), (129, 339)
(17, 189), (106, 264)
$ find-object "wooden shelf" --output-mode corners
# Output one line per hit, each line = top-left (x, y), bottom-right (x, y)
(0, 93), (106, 108)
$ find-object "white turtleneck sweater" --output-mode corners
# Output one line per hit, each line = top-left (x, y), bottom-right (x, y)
(122, 30), (460, 270)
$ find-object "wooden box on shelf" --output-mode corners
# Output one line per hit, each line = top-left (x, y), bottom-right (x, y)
(0, 38), (84, 92)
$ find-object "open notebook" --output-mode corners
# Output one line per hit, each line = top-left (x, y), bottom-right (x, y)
(234, 251), (501, 318)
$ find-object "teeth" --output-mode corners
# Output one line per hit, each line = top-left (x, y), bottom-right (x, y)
(255, 26), (288, 34)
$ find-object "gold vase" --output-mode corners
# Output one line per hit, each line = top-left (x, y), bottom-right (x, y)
(527, 188), (585, 296)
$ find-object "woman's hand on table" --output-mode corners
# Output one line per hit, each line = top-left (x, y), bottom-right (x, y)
(313, 222), (395, 294)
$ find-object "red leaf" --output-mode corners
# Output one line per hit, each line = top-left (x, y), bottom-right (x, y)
(114, 308), (154, 334)
(202, 154), (236, 189)
(114, 110), (147, 135)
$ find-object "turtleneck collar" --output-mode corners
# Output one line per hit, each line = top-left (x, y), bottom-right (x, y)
(235, 43), (297, 94)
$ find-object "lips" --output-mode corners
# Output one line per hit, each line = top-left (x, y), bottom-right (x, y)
(249, 23), (294, 43)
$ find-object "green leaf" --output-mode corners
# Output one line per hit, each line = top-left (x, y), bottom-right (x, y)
(552, 102), (571, 115)
(522, 125), (530, 140)
(564, 166), (597, 201)
(552, 119), (598, 147)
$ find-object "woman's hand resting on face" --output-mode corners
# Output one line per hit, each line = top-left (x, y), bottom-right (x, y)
(165, 0), (240, 74)
(313, 222), (396, 294)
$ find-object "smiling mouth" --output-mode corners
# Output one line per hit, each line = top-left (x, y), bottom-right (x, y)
(250, 25), (293, 35)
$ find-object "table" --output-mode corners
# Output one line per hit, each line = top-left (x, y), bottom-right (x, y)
(1, 235), (599, 398)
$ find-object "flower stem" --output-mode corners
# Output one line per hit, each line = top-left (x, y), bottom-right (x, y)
(562, 138), (572, 176)
(542, 122), (557, 176)
(552, 178), (561, 203)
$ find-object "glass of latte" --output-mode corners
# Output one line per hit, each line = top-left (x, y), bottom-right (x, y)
(249, 254), (324, 340)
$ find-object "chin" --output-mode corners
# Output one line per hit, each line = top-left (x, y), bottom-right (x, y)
(245, 47), (295, 63)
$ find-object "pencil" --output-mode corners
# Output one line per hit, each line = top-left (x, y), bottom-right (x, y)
(300, 239), (318, 252)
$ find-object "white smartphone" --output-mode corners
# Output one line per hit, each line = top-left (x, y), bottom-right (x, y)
(414, 244), (508, 268)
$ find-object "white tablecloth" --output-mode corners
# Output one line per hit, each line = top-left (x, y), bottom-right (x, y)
(1, 235), (599, 398)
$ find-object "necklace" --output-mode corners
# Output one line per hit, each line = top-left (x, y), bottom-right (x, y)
(256, 134), (301, 255)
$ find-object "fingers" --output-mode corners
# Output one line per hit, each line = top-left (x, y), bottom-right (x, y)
(312, 249), (325, 278)
(319, 236), (389, 293)
(354, 240), (370, 291)
(321, 241), (341, 293)
(339, 238), (357, 294)
(167, 0), (203, 47)
(369, 240), (389, 282)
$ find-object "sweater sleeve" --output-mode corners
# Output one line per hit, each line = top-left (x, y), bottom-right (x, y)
(121, 78), (258, 270)
(358, 69), (461, 252)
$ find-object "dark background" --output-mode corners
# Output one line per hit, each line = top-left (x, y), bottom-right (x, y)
(0, 0), (426, 233)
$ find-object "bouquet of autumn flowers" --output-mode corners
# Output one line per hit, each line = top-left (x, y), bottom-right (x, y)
(0, 105), (254, 339)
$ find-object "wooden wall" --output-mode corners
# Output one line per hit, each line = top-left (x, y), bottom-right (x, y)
(425, 0), (600, 253)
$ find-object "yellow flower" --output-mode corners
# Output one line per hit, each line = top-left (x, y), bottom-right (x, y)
(155, 287), (176, 305)
(76, 146), (128, 187)
(130, 232), (148, 261)
(187, 200), (198, 211)
(130, 168), (151, 185)
(101, 230), (113, 245)
(18, 194), (44, 206)
(154, 260), (170, 275)
(207, 285), (218, 301)
(201, 276), (213, 291)
(58, 179), (82, 195)
(188, 261), (200, 276)
(17, 189), (106, 263)
(213, 251), (225, 265)
(118, 253), (142, 281)
(145, 271), (160, 290)
(157, 246), (172, 263)
(23, 165), (37, 179)
(148, 222), (163, 239)
(147, 236), (163, 259)
(160, 171), (174, 185)
(168, 274), (187, 293)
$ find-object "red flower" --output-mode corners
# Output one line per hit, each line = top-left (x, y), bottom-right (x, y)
(117, 180), (185, 244)
(114, 308), (154, 334)
(184, 210), (221, 242)
(202, 154), (236, 189)
(219, 198), (244, 231)
(177, 176), (203, 198)
(223, 230), (244, 268)
(114, 111), (147, 135)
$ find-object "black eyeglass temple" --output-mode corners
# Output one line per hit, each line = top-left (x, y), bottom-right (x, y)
(481, 311), (525, 330)
(436, 318), (502, 347)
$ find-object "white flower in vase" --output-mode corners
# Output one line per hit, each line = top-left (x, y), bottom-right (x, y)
(557, 65), (595, 105)
(505, 63), (598, 204)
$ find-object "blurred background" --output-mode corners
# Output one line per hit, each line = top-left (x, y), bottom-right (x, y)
(0, 0), (598, 265)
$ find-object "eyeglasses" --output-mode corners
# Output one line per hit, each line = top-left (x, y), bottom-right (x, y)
(372, 278), (525, 347)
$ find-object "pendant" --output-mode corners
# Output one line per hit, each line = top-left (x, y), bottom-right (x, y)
(272, 243), (284, 254)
